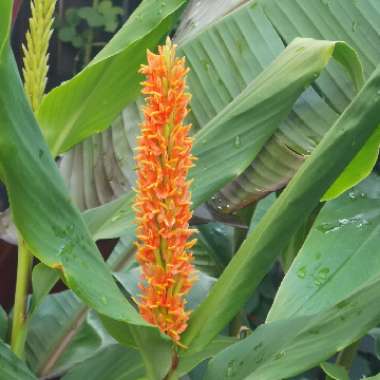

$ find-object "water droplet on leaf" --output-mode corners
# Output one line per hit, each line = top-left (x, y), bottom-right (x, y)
(313, 267), (330, 286)
(297, 265), (307, 279)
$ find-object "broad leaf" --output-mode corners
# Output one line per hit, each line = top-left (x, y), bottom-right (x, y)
(0, 342), (37, 380)
(176, 336), (237, 376)
(323, 127), (380, 200)
(321, 362), (349, 380)
(204, 275), (380, 380)
(268, 174), (380, 321)
(25, 230), (137, 377)
(0, 5), (169, 378)
(192, 223), (235, 277)
(60, 0), (380, 217)
(26, 291), (111, 378)
(30, 264), (59, 315)
(61, 344), (145, 380)
(181, 65), (380, 352)
(365, 375), (380, 380)
(174, 0), (249, 45)
(83, 37), (361, 239)
(0, 305), (8, 342)
(0, 42), (146, 328)
(38, 0), (186, 155)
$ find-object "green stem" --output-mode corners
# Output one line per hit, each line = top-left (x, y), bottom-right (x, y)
(83, 0), (100, 65)
(325, 340), (360, 380)
(11, 239), (33, 359)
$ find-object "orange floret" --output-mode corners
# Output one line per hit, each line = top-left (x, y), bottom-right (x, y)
(134, 37), (196, 343)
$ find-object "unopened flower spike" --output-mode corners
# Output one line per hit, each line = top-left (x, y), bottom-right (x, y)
(134, 37), (196, 343)
(22, 0), (56, 111)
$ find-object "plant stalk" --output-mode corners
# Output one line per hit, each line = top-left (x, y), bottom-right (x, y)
(83, 0), (100, 65)
(11, 239), (33, 358)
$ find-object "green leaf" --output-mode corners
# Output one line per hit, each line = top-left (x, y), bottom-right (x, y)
(210, 0), (371, 212)
(0, 46), (145, 328)
(192, 223), (235, 277)
(0, 0), (12, 55)
(248, 194), (276, 234)
(65, 8), (81, 26)
(98, 2), (124, 32)
(0, 342), (37, 380)
(260, 0), (379, 109)
(26, 291), (109, 378)
(176, 337), (237, 376)
(268, 174), (380, 321)
(225, 0), (380, 208)
(56, 0), (325, 215)
(83, 37), (362, 240)
(323, 126), (380, 200)
(174, 0), (245, 45)
(58, 26), (77, 43)
(61, 344), (145, 380)
(61, 0), (380, 224)
(61, 333), (235, 380)
(25, 230), (137, 378)
(30, 264), (60, 315)
(0, 305), (8, 342)
(204, 275), (380, 380)
(77, 7), (104, 27)
(181, 65), (380, 352)
(320, 362), (350, 380)
(38, 0), (186, 156)
(0, 8), (168, 378)
(99, 317), (172, 380)
(365, 375), (380, 380)
(189, 37), (361, 206)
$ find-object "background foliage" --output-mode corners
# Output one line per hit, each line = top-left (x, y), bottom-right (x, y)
(0, 0), (380, 379)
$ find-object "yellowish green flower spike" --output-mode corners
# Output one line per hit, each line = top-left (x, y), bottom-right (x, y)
(22, 0), (56, 112)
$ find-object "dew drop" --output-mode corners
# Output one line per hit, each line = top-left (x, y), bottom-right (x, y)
(226, 360), (238, 377)
(313, 267), (330, 286)
(316, 222), (340, 233)
(234, 135), (241, 148)
(337, 299), (350, 309)
(111, 214), (121, 223)
(274, 351), (286, 360)
(297, 265), (307, 279)
(253, 342), (263, 351)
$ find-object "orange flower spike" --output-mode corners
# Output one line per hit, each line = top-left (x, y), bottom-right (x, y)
(134, 37), (196, 343)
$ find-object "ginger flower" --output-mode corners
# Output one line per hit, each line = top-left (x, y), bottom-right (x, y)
(134, 38), (196, 343)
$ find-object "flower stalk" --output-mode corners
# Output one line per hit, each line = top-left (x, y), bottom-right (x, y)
(134, 38), (196, 343)
(22, 0), (56, 111)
